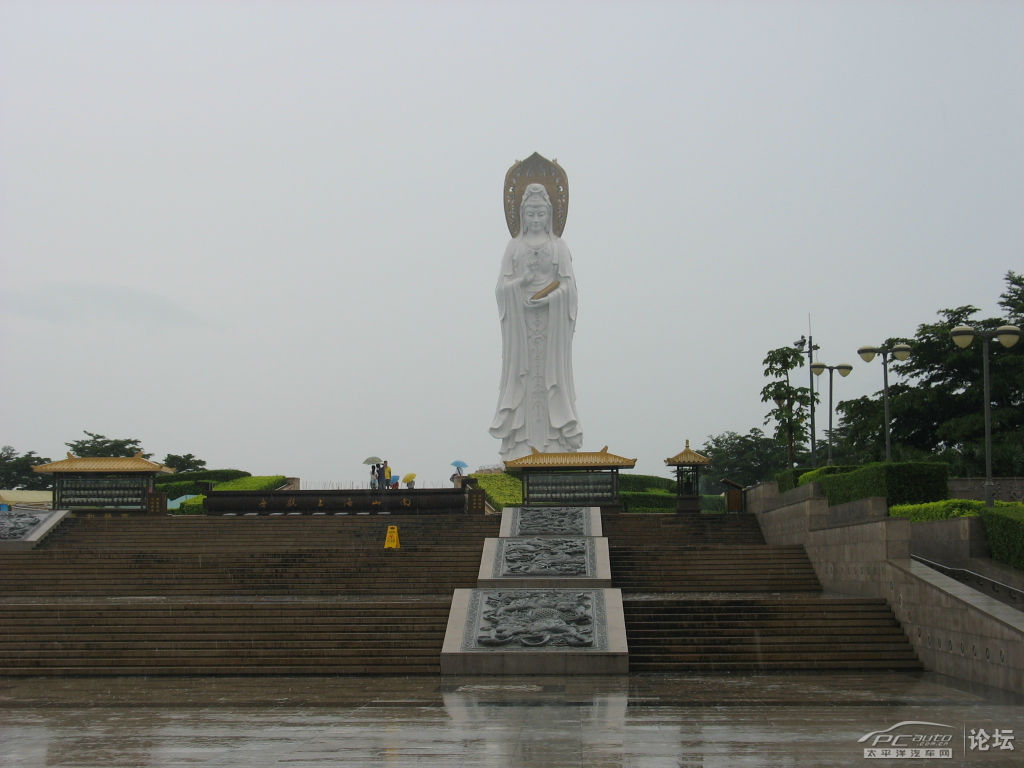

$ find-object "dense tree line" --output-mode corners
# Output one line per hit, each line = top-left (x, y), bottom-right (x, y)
(702, 271), (1023, 489)
(1, 431), (207, 490)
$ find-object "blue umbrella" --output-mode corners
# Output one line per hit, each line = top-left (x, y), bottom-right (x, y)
(450, 460), (468, 469)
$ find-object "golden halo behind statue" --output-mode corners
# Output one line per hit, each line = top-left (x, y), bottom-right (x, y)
(504, 152), (569, 238)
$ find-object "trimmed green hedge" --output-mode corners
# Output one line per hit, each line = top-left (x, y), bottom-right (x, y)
(980, 504), (1024, 572)
(621, 490), (675, 512)
(815, 462), (948, 507)
(776, 467), (812, 493)
(172, 475), (288, 514)
(797, 466), (858, 486)
(619, 474), (676, 493)
(155, 469), (250, 486)
(155, 470), (253, 501)
(178, 496), (206, 514)
(470, 473), (522, 511)
(214, 475), (287, 491)
(889, 498), (993, 521)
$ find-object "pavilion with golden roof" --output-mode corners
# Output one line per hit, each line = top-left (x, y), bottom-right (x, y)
(664, 440), (711, 513)
(503, 446), (636, 506)
(33, 453), (175, 511)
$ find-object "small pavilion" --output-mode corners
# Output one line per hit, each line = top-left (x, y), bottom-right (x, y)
(33, 453), (175, 511)
(504, 446), (637, 506)
(664, 440), (711, 513)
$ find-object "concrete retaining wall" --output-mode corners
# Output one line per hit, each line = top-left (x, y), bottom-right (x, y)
(885, 559), (1024, 693)
(911, 517), (991, 564)
(748, 481), (1023, 694)
(948, 476), (1024, 503)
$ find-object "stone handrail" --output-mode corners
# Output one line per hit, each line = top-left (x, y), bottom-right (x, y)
(910, 554), (1024, 610)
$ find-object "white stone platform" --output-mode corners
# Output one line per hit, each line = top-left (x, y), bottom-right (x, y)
(498, 506), (603, 538)
(440, 587), (628, 674)
(442, 504), (626, 674)
(476, 536), (611, 588)
(0, 509), (68, 552)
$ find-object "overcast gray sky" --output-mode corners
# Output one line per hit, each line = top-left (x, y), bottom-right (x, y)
(2, 0), (1022, 488)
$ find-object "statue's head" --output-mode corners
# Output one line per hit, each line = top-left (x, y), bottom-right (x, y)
(520, 183), (552, 235)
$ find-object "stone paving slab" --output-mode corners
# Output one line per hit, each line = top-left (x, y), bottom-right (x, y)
(0, 672), (1021, 766)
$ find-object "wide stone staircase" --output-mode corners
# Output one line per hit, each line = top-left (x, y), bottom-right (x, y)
(603, 511), (921, 672)
(0, 513), (499, 675)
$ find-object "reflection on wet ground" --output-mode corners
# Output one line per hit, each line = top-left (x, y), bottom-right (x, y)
(1, 671), (1021, 767)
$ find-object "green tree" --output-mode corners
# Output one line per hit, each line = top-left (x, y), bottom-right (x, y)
(699, 428), (791, 492)
(0, 446), (53, 490)
(162, 453), (207, 473)
(760, 345), (813, 469)
(65, 431), (151, 459)
(833, 271), (1024, 475)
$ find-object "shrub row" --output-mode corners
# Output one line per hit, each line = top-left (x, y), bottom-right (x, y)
(804, 462), (949, 507)
(173, 475), (289, 514)
(213, 475), (287, 492)
(884, 499), (1024, 572)
(470, 473), (522, 511)
(889, 499), (995, 521)
(619, 474), (676, 493)
(797, 466), (858, 486)
(775, 467), (812, 493)
(155, 469), (250, 486)
(620, 491), (675, 512)
(980, 504), (1024, 572)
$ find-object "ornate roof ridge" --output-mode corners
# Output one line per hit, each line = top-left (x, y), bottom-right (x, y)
(504, 445), (637, 469)
(33, 453), (175, 474)
(665, 440), (711, 466)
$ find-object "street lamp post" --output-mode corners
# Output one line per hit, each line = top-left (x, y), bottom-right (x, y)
(809, 361), (853, 465)
(857, 343), (912, 462)
(950, 324), (1022, 507)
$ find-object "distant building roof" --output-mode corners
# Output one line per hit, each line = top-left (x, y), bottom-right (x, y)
(665, 440), (711, 466)
(0, 490), (53, 505)
(504, 446), (637, 470)
(33, 453), (175, 475)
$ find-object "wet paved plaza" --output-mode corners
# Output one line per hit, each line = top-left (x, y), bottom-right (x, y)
(1, 671), (1021, 767)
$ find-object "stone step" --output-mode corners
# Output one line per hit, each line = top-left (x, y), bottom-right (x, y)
(0, 663), (442, 676)
(628, 658), (923, 672)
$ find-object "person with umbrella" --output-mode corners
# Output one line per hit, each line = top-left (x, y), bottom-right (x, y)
(450, 460), (468, 486)
(364, 456), (383, 490)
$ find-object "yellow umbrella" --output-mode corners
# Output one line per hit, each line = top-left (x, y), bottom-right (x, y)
(402, 473), (416, 483)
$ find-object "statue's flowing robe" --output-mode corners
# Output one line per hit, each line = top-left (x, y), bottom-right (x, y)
(490, 235), (582, 459)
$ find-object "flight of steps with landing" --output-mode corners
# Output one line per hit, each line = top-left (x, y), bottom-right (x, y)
(602, 511), (921, 672)
(0, 513), (498, 675)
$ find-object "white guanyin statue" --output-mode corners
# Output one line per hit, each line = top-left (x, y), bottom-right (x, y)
(490, 172), (583, 461)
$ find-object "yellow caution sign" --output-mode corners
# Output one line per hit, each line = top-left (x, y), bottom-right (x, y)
(384, 525), (400, 549)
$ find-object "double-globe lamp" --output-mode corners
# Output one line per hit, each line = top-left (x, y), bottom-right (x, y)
(950, 324), (1022, 507)
(856, 343), (912, 462)
(809, 361), (853, 466)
